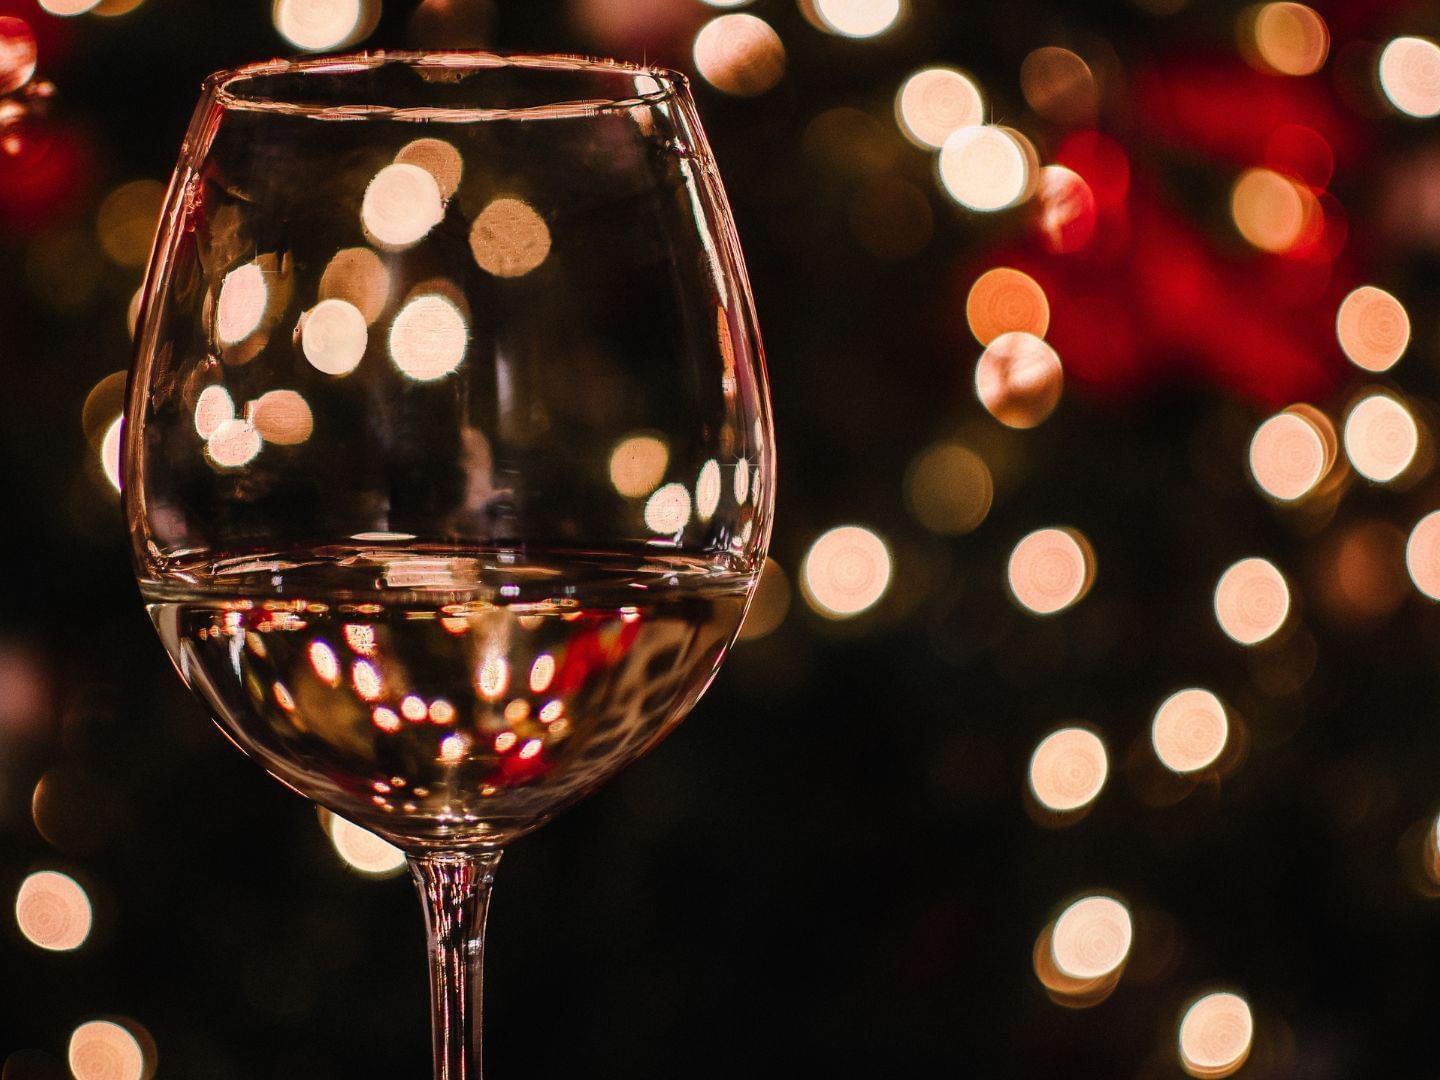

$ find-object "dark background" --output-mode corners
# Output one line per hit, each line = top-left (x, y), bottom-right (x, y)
(5, 0), (1440, 1076)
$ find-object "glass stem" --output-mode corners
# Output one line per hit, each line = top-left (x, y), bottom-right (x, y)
(409, 850), (503, 1080)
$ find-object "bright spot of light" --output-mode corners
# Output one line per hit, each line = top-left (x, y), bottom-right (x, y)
(1020, 47), (1098, 126)
(469, 197), (552, 278)
(216, 262), (268, 345)
(351, 660), (382, 701)
(320, 247), (389, 325)
(273, 0), (363, 51)
(100, 416), (123, 492)
(1178, 992), (1254, 1079)
(1007, 526), (1095, 616)
(739, 557), (790, 640)
(1214, 557), (1289, 645)
(610, 434), (669, 498)
(976, 331), (1064, 429)
(895, 67), (984, 149)
(1028, 727), (1108, 812)
(1249, 407), (1331, 502)
(1051, 895), (1132, 980)
(362, 163), (445, 249)
(401, 695), (428, 722)
(309, 640), (340, 687)
(15, 870), (92, 951)
(396, 137), (463, 200)
(302, 298), (368, 376)
(1242, 3), (1329, 76)
(696, 459), (722, 520)
(323, 810), (406, 876)
(967, 267), (1050, 346)
(38, 0), (100, 14)
(439, 733), (471, 763)
(1380, 37), (1440, 118)
(251, 389), (314, 446)
(939, 125), (1036, 212)
(1344, 392), (1419, 484)
(1406, 511), (1440, 601)
(0, 18), (38, 97)
(801, 525), (892, 619)
(372, 706), (401, 733)
(193, 385), (234, 440)
(206, 419), (262, 470)
(1034, 165), (1098, 254)
(692, 13), (786, 97)
(529, 653), (556, 693)
(68, 1020), (146, 1080)
(1152, 688), (1229, 774)
(1336, 285), (1409, 372)
(813, 0), (902, 38)
(1230, 167), (1321, 254)
(645, 482), (693, 534)
(904, 441), (992, 535)
(476, 655), (509, 701)
(389, 294), (468, 381)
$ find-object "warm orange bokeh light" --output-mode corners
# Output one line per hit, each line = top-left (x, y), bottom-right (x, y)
(1248, 407), (1331, 502)
(322, 808), (406, 877)
(610, 434), (669, 498)
(1231, 168), (1320, 254)
(967, 267), (1050, 346)
(396, 137), (463, 200)
(1241, 3), (1329, 76)
(1178, 992), (1254, 1079)
(644, 482), (693, 534)
(904, 441), (993, 536)
(469, 198), (553, 278)
(1405, 511), (1440, 601)
(738, 557), (791, 641)
(976, 331), (1064, 429)
(1343, 392), (1419, 484)
(1007, 527), (1095, 616)
(250, 389), (314, 446)
(1336, 285), (1409, 372)
(68, 1019), (147, 1080)
(319, 246), (390, 325)
(389, 294), (468, 381)
(15, 870), (92, 951)
(1028, 727), (1108, 812)
(1020, 46), (1098, 125)
(100, 416), (123, 493)
(1051, 895), (1133, 980)
(939, 125), (1036, 212)
(206, 419), (262, 470)
(692, 13), (785, 97)
(812, 0), (901, 38)
(1152, 688), (1228, 774)
(363, 162), (445, 249)
(1380, 37), (1440, 118)
(801, 525), (892, 619)
(273, 0), (366, 51)
(1214, 557), (1289, 645)
(895, 67), (984, 149)
(216, 262), (268, 345)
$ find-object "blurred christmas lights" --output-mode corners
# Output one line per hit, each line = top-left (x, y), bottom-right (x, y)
(1239, 3), (1328, 77)
(469, 197), (553, 277)
(1028, 727), (1108, 813)
(1214, 558), (1289, 646)
(808, 0), (901, 39)
(645, 482), (692, 534)
(389, 294), (468, 381)
(801, 526), (892, 618)
(320, 808), (406, 877)
(67, 1019), (149, 1080)
(15, 870), (92, 951)
(273, 0), (377, 52)
(1336, 286), (1409, 372)
(967, 267), (1050, 345)
(1248, 407), (1331, 503)
(1007, 527), (1095, 616)
(1178, 992), (1253, 1079)
(1151, 689), (1228, 775)
(895, 67), (984, 150)
(693, 13), (784, 97)
(1343, 392), (1419, 485)
(939, 125), (1036, 212)
(975, 332), (1064, 429)
(610, 434), (669, 498)
(1379, 37), (1440, 118)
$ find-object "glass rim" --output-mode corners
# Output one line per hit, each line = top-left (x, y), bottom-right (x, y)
(205, 51), (690, 121)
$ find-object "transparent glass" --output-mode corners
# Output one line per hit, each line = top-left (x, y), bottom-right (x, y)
(122, 52), (773, 1078)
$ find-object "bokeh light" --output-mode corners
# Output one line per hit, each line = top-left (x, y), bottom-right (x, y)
(273, 0), (368, 52)
(904, 441), (993, 535)
(895, 67), (984, 149)
(389, 294), (468, 381)
(976, 331), (1064, 428)
(302, 299), (368, 376)
(1028, 727), (1108, 812)
(321, 809), (406, 877)
(812, 0), (901, 38)
(1034, 165), (1098, 253)
(692, 13), (785, 97)
(1405, 511), (1440, 601)
(1240, 3), (1329, 77)
(1343, 392), (1419, 484)
(1214, 557), (1289, 645)
(206, 419), (262, 470)
(1230, 168), (1321, 254)
(469, 197), (552, 278)
(967, 267), (1050, 346)
(1007, 527), (1096, 615)
(1336, 285), (1409, 372)
(216, 262), (268, 346)
(1152, 688), (1228, 774)
(610, 434), (669, 498)
(96, 180), (163, 268)
(1020, 47), (1098, 125)
(1178, 992), (1254, 1079)
(100, 416), (122, 492)
(1248, 407), (1331, 502)
(738, 557), (790, 640)
(0, 19), (37, 98)
(67, 1019), (147, 1080)
(395, 137), (463, 200)
(251, 390), (313, 446)
(193, 385), (234, 440)
(362, 163), (445, 249)
(38, 0), (100, 14)
(1051, 895), (1132, 980)
(644, 482), (692, 534)
(939, 125), (1036, 212)
(696, 459), (722, 520)
(1379, 37), (1440, 118)
(319, 247), (389, 325)
(15, 870), (92, 951)
(801, 525), (892, 618)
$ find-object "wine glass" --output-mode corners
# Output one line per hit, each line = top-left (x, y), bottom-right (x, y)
(121, 53), (772, 1078)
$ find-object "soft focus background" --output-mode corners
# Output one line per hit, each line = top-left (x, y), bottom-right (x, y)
(6, 0), (1440, 1076)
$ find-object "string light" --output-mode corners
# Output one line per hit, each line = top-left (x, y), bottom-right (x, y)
(272, 0), (371, 52)
(1405, 511), (1440, 601)
(904, 441), (993, 535)
(1020, 47), (1098, 125)
(389, 294), (468, 381)
(1051, 895), (1132, 980)
(302, 298), (368, 376)
(610, 434), (669, 498)
(644, 482), (692, 534)
(100, 416), (122, 492)
(322, 809), (406, 877)
(396, 137), (463, 200)
(1248, 407), (1331, 502)
(738, 557), (791, 640)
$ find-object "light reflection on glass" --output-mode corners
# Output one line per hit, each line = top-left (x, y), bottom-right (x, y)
(540, 700), (564, 723)
(476, 655), (509, 701)
(1379, 37), (1440, 118)
(1248, 407), (1330, 502)
(1241, 3), (1329, 76)
(813, 0), (902, 38)
(319, 247), (389, 325)
(1008, 527), (1095, 616)
(895, 67), (984, 150)
(1336, 285), (1409, 372)
(939, 125), (1036, 212)
(395, 137), (463, 200)
(469, 197), (553, 278)
(372, 706), (401, 733)
(1051, 895), (1133, 980)
(696, 459), (722, 521)
(100, 416), (123, 492)
(1214, 557), (1290, 645)
(610, 434), (669, 498)
(904, 441), (993, 535)
(967, 267), (1050, 346)
(343, 624), (377, 655)
(504, 699), (530, 724)
(1343, 392), (1419, 484)
(439, 733), (471, 763)
(801, 525), (892, 619)
(518, 737), (543, 760)
(389, 294), (468, 381)
(645, 482), (693, 534)
(1152, 688), (1228, 774)
(1028, 727), (1108, 812)
(15, 870), (92, 951)
(734, 456), (751, 504)
(250, 389), (314, 446)
(1178, 992), (1254, 1079)
(67, 1019), (146, 1080)
(1020, 47), (1098, 125)
(193, 385), (234, 440)
(363, 162), (445, 249)
(351, 659), (382, 701)
(738, 557), (790, 640)
(1405, 510), (1440, 601)
(216, 262), (268, 345)
(529, 653), (555, 693)
(1231, 168), (1320, 254)
(302, 298), (368, 376)
(308, 640), (340, 687)
(274, 682), (296, 712)
(975, 331), (1064, 429)
(692, 13), (786, 97)
(401, 694), (429, 722)
(205, 418), (262, 470)
(429, 699), (456, 725)
(321, 808), (406, 877)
